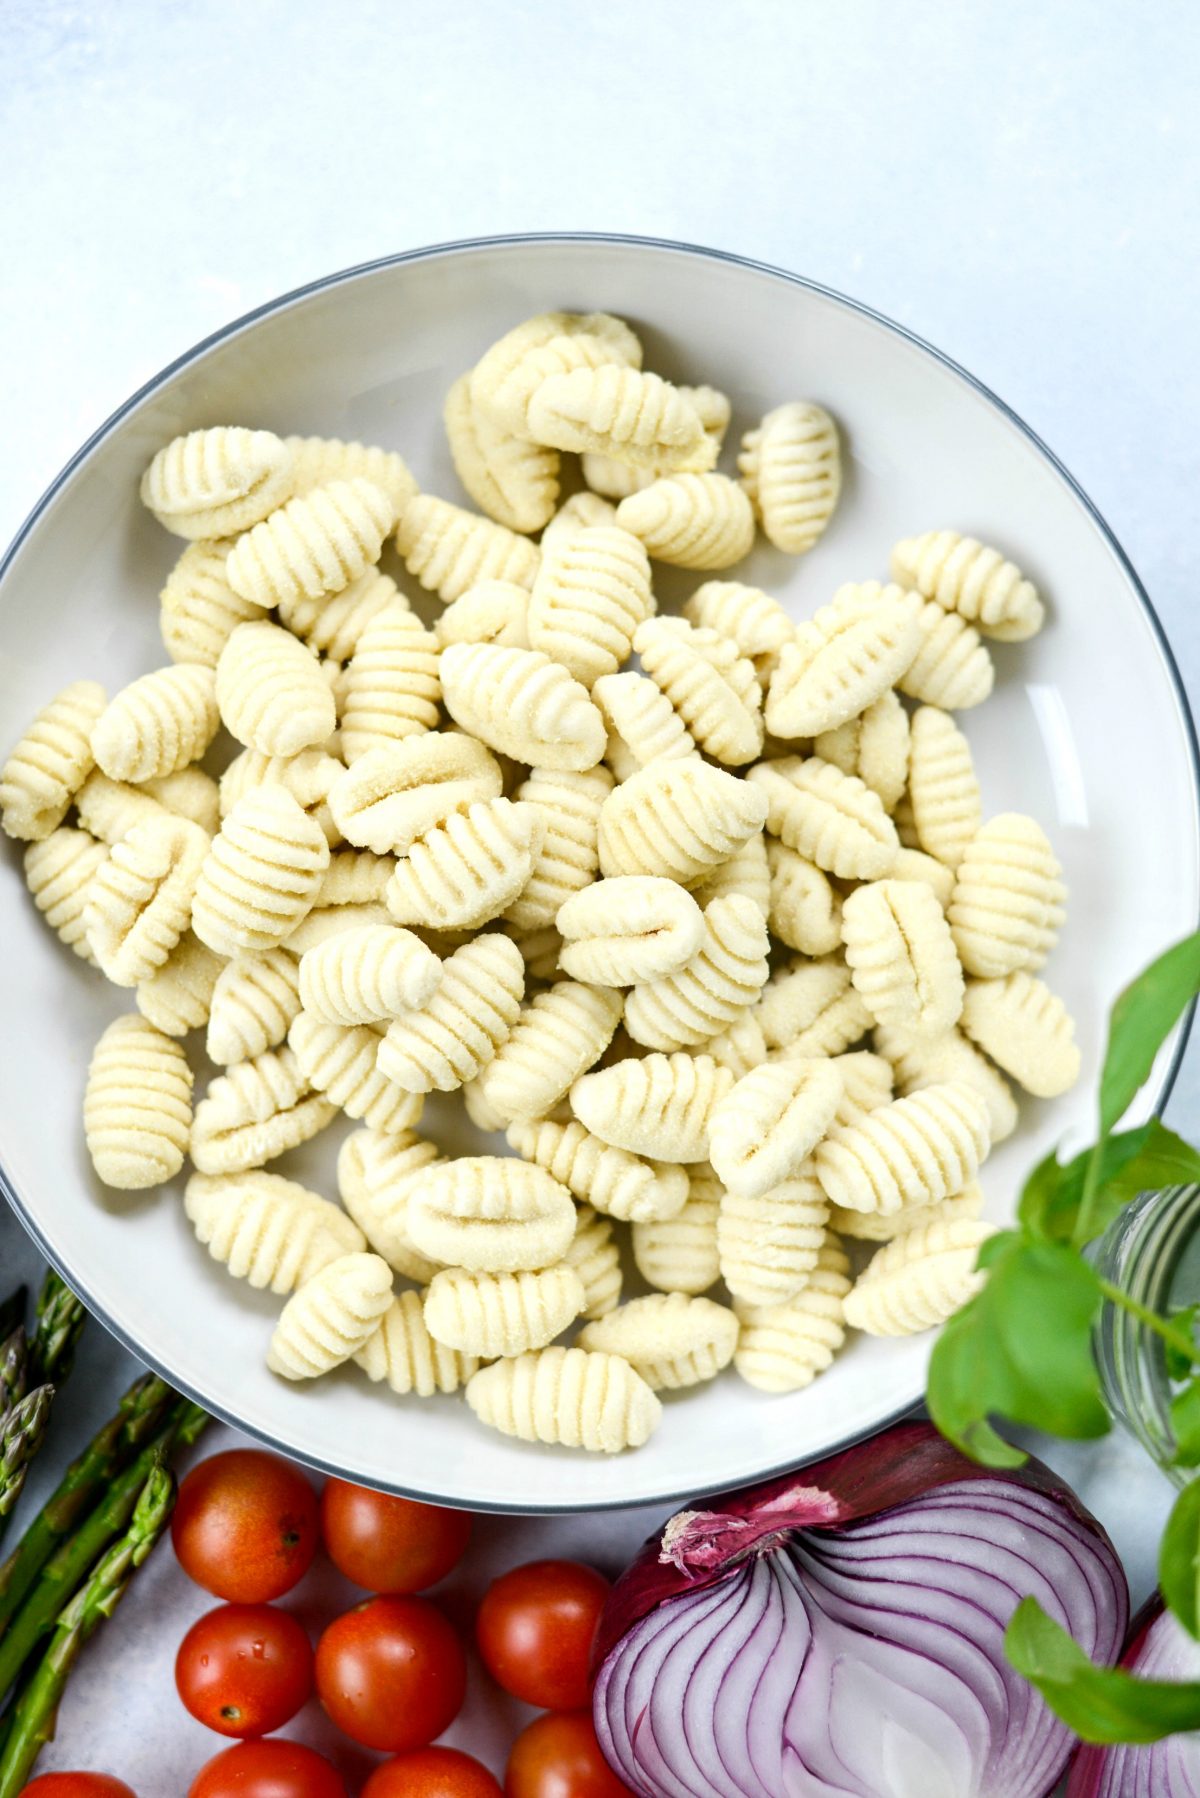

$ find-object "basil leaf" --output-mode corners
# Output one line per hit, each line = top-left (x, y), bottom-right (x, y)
(1168, 1306), (1200, 1384)
(1078, 1120), (1200, 1247)
(928, 1236), (1107, 1462)
(1100, 930), (1200, 1137)
(1021, 1127), (1151, 1244)
(1160, 1477), (1200, 1638)
(1171, 1384), (1200, 1471)
(1006, 1597), (1200, 1743)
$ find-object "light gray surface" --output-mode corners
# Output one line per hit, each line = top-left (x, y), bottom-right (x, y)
(2, 0), (1198, 1784)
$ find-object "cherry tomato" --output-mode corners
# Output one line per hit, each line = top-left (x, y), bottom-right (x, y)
(20, 1779), (137, 1797)
(504, 1713), (631, 1798)
(175, 1602), (313, 1737)
(173, 1450), (318, 1602)
(320, 1481), (472, 1593)
(361, 1747), (503, 1798)
(187, 1739), (346, 1798)
(315, 1594), (466, 1752)
(476, 1559), (610, 1710)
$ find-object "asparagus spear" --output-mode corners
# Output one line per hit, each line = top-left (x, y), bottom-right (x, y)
(0, 1334), (25, 1418)
(0, 1397), (206, 1699)
(0, 1297), (25, 1352)
(0, 1460), (175, 1798)
(0, 1389), (52, 1524)
(27, 1274), (86, 1391)
(0, 1372), (172, 1634)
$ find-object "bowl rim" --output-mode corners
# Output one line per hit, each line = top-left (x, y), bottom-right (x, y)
(3, 229), (1198, 1511)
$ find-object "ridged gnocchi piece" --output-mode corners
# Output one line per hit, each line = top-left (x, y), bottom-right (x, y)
(891, 531), (1044, 642)
(337, 1126), (443, 1281)
(91, 665), (218, 783)
(767, 584), (920, 740)
(355, 1291), (479, 1396)
(159, 540), (268, 667)
(471, 312), (642, 436)
(732, 1243), (852, 1392)
(749, 755), (899, 880)
(278, 565), (406, 665)
(718, 1169), (830, 1308)
(960, 971), (1081, 1098)
(299, 924), (442, 1025)
(582, 383), (730, 497)
(756, 955), (871, 1058)
(634, 618), (763, 765)
(190, 1046), (336, 1175)
(507, 1116), (689, 1224)
(439, 642), (606, 772)
(592, 670), (696, 771)
(766, 840), (842, 955)
(444, 374), (560, 532)
(134, 933), (222, 1035)
(814, 1080), (991, 1215)
(814, 688), (910, 814)
(708, 1059), (844, 1199)
(705, 1011), (769, 1077)
(948, 813), (1067, 977)
(1, 680), (105, 841)
(841, 878), (964, 1037)
(466, 1346), (661, 1453)
(267, 1251), (394, 1380)
(564, 1206), (623, 1319)
(507, 766), (612, 930)
(907, 707), (982, 871)
(192, 788), (330, 957)
(287, 1012), (425, 1134)
(24, 827), (107, 962)
(219, 747), (344, 849)
(737, 402), (840, 555)
(830, 1178), (984, 1243)
(527, 524), (653, 686)
(425, 1265), (586, 1358)
(471, 981), (622, 1125)
(406, 1156), (576, 1274)
(395, 494), (540, 603)
(73, 772), (165, 845)
(898, 598), (995, 710)
(578, 1292), (737, 1390)
(184, 1169), (364, 1293)
(844, 1216), (994, 1335)
(83, 1014), (194, 1189)
(632, 1169), (721, 1293)
(598, 758), (768, 883)
(139, 766), (220, 835)
(377, 933), (524, 1092)
(225, 478), (394, 611)
(435, 580), (531, 651)
(624, 894), (770, 1051)
(873, 1021), (1019, 1144)
(85, 814), (209, 986)
(340, 610), (442, 762)
(315, 850), (393, 907)
(557, 876), (705, 986)
(616, 473), (755, 571)
(329, 735), (502, 858)
(141, 427), (294, 539)
(528, 367), (712, 473)
(571, 1051), (732, 1163)
(384, 797), (545, 932)
(204, 949), (301, 1065)
(683, 579), (795, 676)
(284, 435), (418, 516)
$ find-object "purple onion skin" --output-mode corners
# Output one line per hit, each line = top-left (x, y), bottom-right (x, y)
(594, 1420), (1128, 1798)
(1066, 1595), (1200, 1797)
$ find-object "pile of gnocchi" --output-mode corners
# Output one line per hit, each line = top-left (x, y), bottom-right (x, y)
(0, 307), (1079, 1455)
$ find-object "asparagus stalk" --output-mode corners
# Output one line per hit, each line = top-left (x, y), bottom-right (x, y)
(0, 1461), (175, 1798)
(27, 1275), (86, 1391)
(0, 1372), (172, 1635)
(0, 1297), (26, 1352)
(0, 1389), (53, 1523)
(0, 1334), (25, 1418)
(0, 1397), (206, 1699)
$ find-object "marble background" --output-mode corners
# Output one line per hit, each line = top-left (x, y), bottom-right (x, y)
(2, 0), (1199, 1785)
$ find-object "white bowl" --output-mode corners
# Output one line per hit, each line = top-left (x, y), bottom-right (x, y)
(2, 234), (1197, 1512)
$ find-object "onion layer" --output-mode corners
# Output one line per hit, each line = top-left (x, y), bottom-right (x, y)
(1067, 1597), (1200, 1798)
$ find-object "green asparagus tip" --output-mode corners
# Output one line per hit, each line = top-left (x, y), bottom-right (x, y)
(0, 1330), (27, 1415)
(0, 1385), (54, 1518)
(28, 1276), (86, 1390)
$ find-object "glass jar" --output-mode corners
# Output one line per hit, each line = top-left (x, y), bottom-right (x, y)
(1093, 1183), (1200, 1484)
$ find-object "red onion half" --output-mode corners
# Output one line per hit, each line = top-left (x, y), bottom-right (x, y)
(1067, 1598), (1200, 1797)
(593, 1422), (1127, 1798)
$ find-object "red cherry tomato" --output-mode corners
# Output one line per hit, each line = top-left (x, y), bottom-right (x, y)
(476, 1560), (610, 1710)
(175, 1602), (313, 1737)
(504, 1712), (631, 1798)
(173, 1450), (318, 1602)
(20, 1779), (137, 1797)
(315, 1594), (466, 1752)
(320, 1481), (472, 1593)
(187, 1738), (346, 1798)
(361, 1747), (503, 1798)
